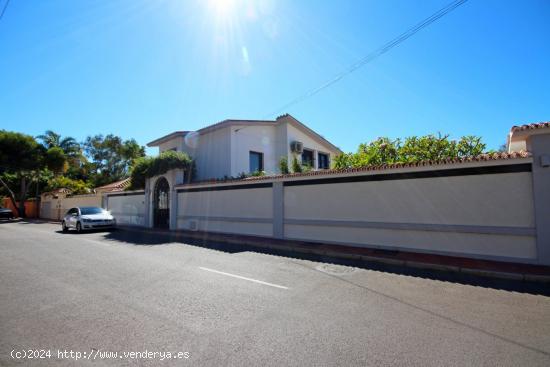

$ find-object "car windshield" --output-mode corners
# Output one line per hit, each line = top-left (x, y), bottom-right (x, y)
(80, 207), (105, 215)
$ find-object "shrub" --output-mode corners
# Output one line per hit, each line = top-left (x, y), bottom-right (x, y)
(291, 156), (302, 173)
(279, 157), (289, 174)
(250, 170), (265, 177)
(333, 134), (488, 169)
(45, 176), (91, 195)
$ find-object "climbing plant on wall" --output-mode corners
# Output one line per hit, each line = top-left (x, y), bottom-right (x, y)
(128, 151), (194, 190)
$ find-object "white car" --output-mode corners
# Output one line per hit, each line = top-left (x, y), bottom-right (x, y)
(62, 207), (116, 233)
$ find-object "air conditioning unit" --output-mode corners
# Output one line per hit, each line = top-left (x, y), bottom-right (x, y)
(290, 141), (304, 154)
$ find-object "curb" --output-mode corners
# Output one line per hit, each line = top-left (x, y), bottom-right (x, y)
(459, 268), (525, 281)
(404, 261), (460, 273)
(115, 225), (550, 283)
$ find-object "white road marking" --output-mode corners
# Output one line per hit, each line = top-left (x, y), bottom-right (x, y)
(199, 267), (289, 290)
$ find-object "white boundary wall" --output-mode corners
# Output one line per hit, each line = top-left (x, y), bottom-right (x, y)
(104, 191), (146, 227)
(174, 159), (543, 264)
(103, 153), (550, 266)
(40, 194), (102, 221)
(283, 171), (535, 260)
(177, 187), (273, 237)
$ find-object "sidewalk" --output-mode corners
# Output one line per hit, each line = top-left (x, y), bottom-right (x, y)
(117, 224), (550, 283)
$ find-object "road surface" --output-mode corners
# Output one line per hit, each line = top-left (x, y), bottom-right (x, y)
(1, 220), (549, 366)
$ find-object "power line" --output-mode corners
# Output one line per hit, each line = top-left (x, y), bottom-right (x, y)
(0, 0), (10, 22)
(265, 0), (469, 118)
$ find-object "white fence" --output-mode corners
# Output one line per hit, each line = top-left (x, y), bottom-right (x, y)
(103, 146), (550, 266)
(177, 185), (274, 237)
(172, 160), (537, 263)
(40, 194), (102, 221)
(105, 191), (146, 227)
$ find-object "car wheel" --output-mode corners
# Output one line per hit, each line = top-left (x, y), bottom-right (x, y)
(76, 222), (82, 233)
(62, 221), (68, 232)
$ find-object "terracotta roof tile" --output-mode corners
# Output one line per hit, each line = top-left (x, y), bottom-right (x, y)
(181, 151), (532, 187)
(95, 178), (131, 192)
(511, 121), (550, 132)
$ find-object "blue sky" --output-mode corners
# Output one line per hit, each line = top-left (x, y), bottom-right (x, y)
(0, 0), (548, 155)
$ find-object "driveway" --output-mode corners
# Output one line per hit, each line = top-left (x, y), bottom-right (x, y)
(1, 220), (549, 366)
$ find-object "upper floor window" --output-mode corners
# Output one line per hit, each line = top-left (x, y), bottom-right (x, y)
(249, 151), (264, 173)
(318, 152), (330, 169)
(301, 149), (314, 168)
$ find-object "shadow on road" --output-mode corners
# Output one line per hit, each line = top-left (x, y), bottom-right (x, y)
(101, 228), (550, 297)
(102, 228), (244, 253)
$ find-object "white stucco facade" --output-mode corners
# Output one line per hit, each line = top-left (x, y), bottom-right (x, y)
(147, 114), (341, 181)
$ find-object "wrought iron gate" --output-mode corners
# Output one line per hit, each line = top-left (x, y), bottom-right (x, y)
(153, 177), (169, 228)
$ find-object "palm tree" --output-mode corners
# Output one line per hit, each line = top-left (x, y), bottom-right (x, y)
(59, 137), (80, 157)
(37, 130), (85, 168)
(37, 130), (61, 149)
(38, 130), (80, 153)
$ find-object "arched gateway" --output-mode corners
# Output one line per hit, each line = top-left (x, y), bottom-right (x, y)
(153, 177), (170, 228)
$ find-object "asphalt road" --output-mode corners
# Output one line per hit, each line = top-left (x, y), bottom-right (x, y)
(1, 220), (550, 366)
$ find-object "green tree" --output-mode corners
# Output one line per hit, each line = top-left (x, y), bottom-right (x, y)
(37, 130), (80, 153)
(456, 136), (485, 157)
(334, 133), (488, 169)
(355, 137), (400, 166)
(0, 131), (45, 217)
(44, 147), (68, 175)
(37, 130), (86, 179)
(83, 134), (146, 187)
(45, 176), (91, 195)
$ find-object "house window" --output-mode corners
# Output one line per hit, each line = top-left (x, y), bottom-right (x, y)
(301, 149), (314, 168)
(318, 152), (330, 169)
(249, 151), (264, 173)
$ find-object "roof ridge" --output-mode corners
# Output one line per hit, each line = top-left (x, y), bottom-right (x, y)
(197, 118), (276, 132)
(511, 121), (550, 132)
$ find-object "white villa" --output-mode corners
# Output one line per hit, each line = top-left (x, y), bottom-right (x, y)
(146, 113), (342, 181)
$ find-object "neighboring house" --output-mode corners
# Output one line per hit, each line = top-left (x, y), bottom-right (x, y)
(94, 178), (131, 193)
(507, 121), (550, 153)
(147, 113), (342, 181)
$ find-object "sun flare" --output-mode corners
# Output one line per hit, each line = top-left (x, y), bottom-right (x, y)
(209, 0), (237, 18)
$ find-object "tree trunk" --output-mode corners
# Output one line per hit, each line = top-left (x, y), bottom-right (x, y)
(18, 177), (28, 218)
(0, 176), (18, 215)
